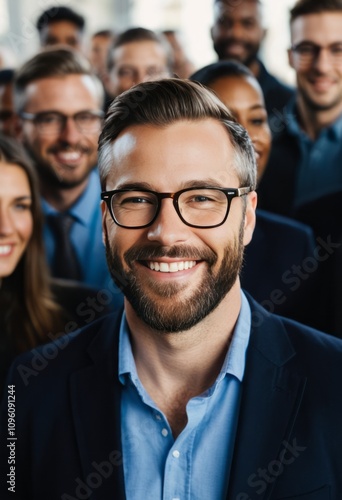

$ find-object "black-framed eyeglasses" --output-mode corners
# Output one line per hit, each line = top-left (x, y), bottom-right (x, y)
(101, 186), (253, 229)
(291, 42), (342, 65)
(19, 110), (104, 135)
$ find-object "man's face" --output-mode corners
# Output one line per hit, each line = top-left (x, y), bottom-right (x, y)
(211, 0), (265, 65)
(18, 74), (102, 190)
(289, 12), (342, 112)
(102, 119), (256, 332)
(89, 34), (114, 80)
(0, 82), (15, 137)
(39, 21), (84, 52)
(107, 40), (170, 97)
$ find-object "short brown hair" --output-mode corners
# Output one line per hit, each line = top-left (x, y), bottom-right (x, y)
(98, 78), (256, 190)
(290, 0), (342, 23)
(14, 47), (104, 112)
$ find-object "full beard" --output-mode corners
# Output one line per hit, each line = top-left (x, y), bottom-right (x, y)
(213, 39), (259, 67)
(105, 222), (245, 333)
(22, 139), (95, 190)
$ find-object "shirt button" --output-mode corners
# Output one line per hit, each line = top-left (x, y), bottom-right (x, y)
(172, 450), (180, 458)
(161, 428), (168, 437)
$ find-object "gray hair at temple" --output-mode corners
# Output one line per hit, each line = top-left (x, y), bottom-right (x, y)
(98, 78), (257, 190)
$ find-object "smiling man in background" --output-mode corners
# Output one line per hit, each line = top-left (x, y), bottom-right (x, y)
(210, 0), (294, 119)
(13, 47), (110, 289)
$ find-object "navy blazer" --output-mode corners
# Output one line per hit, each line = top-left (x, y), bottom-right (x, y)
(241, 209), (320, 328)
(1, 296), (342, 499)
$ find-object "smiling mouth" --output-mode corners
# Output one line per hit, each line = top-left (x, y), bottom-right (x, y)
(0, 245), (13, 256)
(143, 260), (198, 273)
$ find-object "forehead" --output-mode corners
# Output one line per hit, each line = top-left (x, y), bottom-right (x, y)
(41, 20), (81, 38)
(112, 40), (167, 66)
(210, 75), (264, 108)
(105, 119), (238, 189)
(291, 12), (342, 43)
(214, 0), (261, 21)
(0, 162), (31, 194)
(22, 74), (101, 111)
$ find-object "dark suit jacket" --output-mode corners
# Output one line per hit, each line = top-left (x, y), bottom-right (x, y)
(1, 296), (342, 499)
(257, 128), (300, 218)
(241, 209), (321, 329)
(257, 60), (294, 123)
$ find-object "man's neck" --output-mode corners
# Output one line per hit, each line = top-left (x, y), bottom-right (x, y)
(41, 177), (89, 212)
(296, 95), (342, 140)
(125, 282), (242, 436)
(125, 282), (241, 397)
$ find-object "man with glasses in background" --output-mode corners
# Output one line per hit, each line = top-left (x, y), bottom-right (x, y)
(2, 79), (342, 499)
(13, 47), (110, 289)
(258, 0), (342, 217)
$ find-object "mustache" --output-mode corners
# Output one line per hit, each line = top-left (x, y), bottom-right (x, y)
(47, 143), (91, 154)
(124, 245), (217, 267)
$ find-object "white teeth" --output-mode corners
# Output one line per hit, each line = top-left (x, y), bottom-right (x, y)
(147, 260), (197, 272)
(0, 245), (12, 255)
(57, 152), (81, 161)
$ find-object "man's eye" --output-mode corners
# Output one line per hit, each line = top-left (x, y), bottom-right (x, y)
(121, 197), (153, 205)
(77, 113), (97, 124)
(192, 196), (211, 202)
(38, 114), (59, 124)
(297, 45), (315, 54)
(331, 45), (342, 54)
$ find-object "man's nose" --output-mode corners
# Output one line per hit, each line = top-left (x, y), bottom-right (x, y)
(59, 117), (83, 143)
(313, 47), (334, 72)
(147, 198), (193, 246)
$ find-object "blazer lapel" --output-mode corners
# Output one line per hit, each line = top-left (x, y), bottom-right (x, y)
(227, 300), (307, 500)
(70, 313), (126, 500)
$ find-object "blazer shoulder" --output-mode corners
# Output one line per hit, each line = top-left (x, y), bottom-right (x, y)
(247, 293), (342, 364)
(4, 309), (123, 394)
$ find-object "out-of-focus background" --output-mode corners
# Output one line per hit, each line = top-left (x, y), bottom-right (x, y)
(0, 0), (296, 83)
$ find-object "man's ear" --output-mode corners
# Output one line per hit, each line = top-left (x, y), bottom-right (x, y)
(243, 190), (257, 247)
(288, 47), (295, 69)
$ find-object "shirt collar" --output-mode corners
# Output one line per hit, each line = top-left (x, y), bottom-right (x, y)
(41, 168), (101, 225)
(286, 98), (342, 140)
(118, 291), (251, 385)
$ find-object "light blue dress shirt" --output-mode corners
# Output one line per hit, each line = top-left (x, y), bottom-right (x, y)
(42, 168), (110, 290)
(286, 100), (342, 208)
(119, 292), (251, 500)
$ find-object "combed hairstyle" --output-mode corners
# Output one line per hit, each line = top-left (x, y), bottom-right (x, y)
(107, 26), (174, 73)
(36, 5), (85, 32)
(98, 78), (257, 191)
(190, 60), (253, 86)
(13, 47), (104, 113)
(290, 0), (342, 22)
(0, 135), (64, 351)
